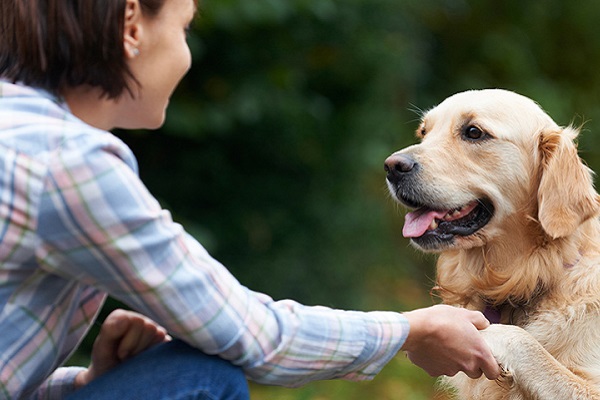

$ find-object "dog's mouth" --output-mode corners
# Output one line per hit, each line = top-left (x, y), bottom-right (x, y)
(402, 199), (494, 249)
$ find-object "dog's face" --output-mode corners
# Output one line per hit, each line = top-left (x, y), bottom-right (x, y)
(385, 89), (599, 252)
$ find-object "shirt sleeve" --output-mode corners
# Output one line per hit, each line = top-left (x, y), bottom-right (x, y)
(31, 367), (86, 400)
(35, 136), (409, 386)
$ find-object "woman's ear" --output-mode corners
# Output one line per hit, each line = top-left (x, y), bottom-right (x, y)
(537, 126), (600, 239)
(123, 0), (143, 58)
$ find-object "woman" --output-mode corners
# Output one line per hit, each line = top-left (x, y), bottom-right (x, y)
(0, 0), (500, 398)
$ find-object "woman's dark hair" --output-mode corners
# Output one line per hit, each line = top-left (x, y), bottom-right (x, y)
(0, 0), (165, 99)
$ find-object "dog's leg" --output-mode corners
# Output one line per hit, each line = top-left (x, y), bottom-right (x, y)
(482, 324), (600, 400)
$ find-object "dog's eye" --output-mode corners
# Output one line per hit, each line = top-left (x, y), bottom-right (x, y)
(463, 126), (487, 141)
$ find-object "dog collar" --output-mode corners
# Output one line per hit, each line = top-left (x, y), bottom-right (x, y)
(483, 306), (502, 324)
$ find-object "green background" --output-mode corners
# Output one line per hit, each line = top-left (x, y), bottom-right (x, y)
(72, 1), (600, 398)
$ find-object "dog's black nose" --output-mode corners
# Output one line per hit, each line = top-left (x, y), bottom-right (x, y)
(384, 153), (416, 184)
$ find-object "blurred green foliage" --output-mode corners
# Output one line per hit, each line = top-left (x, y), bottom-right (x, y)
(121, 0), (440, 309)
(75, 0), (600, 398)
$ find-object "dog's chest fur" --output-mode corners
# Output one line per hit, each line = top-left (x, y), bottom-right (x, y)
(447, 257), (600, 399)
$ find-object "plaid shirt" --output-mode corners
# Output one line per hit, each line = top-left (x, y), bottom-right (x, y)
(0, 81), (409, 399)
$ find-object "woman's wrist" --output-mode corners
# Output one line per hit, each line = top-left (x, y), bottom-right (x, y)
(400, 308), (430, 352)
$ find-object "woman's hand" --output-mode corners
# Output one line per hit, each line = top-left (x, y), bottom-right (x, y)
(401, 304), (501, 380)
(75, 309), (171, 388)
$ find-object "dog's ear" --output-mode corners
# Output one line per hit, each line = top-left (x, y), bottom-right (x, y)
(537, 126), (600, 239)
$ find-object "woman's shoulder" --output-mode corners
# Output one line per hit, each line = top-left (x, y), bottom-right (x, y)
(0, 81), (137, 170)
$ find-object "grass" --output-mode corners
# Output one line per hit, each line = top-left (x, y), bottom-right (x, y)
(249, 356), (449, 400)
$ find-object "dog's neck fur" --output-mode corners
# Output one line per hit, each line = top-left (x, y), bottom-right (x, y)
(435, 215), (600, 317)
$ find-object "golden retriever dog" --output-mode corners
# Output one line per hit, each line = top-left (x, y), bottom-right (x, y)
(384, 89), (600, 399)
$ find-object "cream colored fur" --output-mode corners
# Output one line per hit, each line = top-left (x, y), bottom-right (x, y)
(389, 89), (600, 399)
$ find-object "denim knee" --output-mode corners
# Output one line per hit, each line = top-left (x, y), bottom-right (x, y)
(67, 339), (250, 400)
(164, 340), (250, 399)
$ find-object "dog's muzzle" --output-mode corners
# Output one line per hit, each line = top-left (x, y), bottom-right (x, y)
(384, 152), (494, 250)
(384, 153), (417, 186)
(384, 153), (425, 208)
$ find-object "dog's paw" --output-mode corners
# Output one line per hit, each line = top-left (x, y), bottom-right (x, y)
(481, 324), (541, 377)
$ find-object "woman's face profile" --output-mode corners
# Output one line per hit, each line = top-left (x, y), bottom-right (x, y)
(118, 0), (196, 130)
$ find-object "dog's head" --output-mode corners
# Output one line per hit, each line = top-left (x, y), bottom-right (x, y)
(385, 89), (600, 252)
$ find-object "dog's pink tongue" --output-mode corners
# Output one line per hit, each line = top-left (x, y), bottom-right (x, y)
(403, 208), (448, 238)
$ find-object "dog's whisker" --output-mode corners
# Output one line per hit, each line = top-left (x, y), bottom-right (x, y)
(476, 199), (494, 216)
(406, 102), (425, 118)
